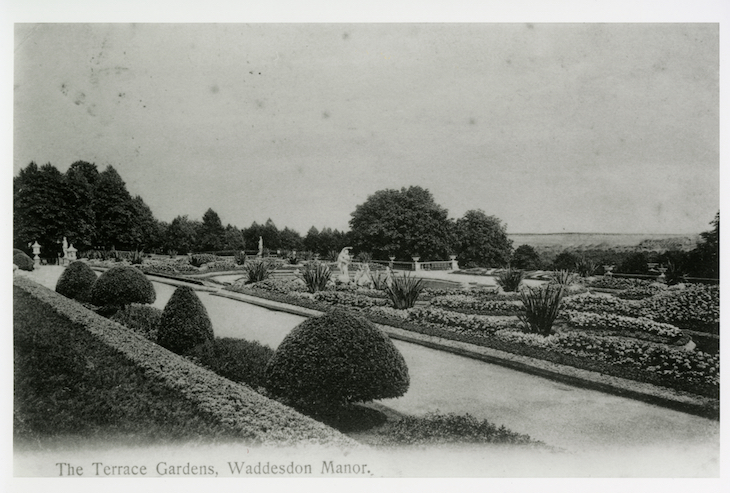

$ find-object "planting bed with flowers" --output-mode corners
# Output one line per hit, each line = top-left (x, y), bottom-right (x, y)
(225, 274), (720, 403)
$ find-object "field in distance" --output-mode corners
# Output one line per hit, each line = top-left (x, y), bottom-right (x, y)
(508, 233), (699, 253)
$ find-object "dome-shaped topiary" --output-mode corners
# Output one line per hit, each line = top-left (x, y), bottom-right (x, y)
(156, 285), (214, 354)
(265, 309), (410, 409)
(90, 266), (156, 307)
(13, 251), (34, 271)
(56, 261), (98, 302)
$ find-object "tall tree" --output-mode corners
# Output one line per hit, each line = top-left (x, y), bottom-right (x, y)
(223, 224), (246, 251)
(303, 226), (321, 254)
(349, 186), (455, 260)
(454, 210), (512, 268)
(279, 226), (303, 251)
(63, 161), (99, 249)
(13, 162), (70, 257)
(128, 195), (158, 250)
(197, 208), (226, 252)
(93, 165), (137, 249)
(165, 215), (200, 253)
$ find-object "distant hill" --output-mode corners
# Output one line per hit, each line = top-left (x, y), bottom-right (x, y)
(509, 233), (700, 254)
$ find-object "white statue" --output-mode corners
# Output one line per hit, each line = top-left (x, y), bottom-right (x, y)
(258, 236), (263, 257)
(62, 237), (68, 257)
(354, 263), (374, 289)
(336, 247), (352, 283)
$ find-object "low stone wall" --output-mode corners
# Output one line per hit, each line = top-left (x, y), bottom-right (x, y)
(13, 275), (360, 449)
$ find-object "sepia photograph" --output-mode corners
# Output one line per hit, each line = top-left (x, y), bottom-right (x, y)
(6, 1), (726, 488)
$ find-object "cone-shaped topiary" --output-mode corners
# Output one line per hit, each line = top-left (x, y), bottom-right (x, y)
(265, 309), (410, 409)
(156, 285), (214, 354)
(56, 261), (98, 302)
(13, 251), (34, 271)
(90, 266), (156, 307)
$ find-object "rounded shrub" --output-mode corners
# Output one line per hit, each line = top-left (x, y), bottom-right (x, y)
(265, 309), (410, 409)
(110, 303), (163, 341)
(90, 266), (156, 307)
(185, 338), (274, 389)
(156, 285), (214, 354)
(13, 251), (34, 271)
(55, 261), (98, 302)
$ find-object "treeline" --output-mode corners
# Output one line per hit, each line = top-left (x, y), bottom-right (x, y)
(13, 161), (350, 259)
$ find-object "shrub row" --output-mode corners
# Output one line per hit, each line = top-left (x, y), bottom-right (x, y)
(15, 275), (359, 447)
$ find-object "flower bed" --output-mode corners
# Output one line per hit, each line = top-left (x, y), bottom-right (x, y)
(223, 281), (719, 403)
(561, 294), (643, 318)
(562, 310), (684, 340)
(640, 285), (719, 333)
(616, 284), (667, 300)
(585, 277), (655, 290)
(408, 307), (520, 336)
(428, 294), (524, 315)
(313, 290), (392, 308)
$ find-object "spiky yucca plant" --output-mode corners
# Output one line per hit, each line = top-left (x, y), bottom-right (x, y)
(370, 269), (390, 290)
(386, 273), (425, 309)
(245, 259), (276, 284)
(574, 258), (597, 277)
(496, 268), (524, 292)
(519, 284), (564, 335)
(298, 261), (332, 293)
(549, 269), (578, 286)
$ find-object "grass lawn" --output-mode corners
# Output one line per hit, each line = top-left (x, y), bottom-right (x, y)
(13, 286), (261, 450)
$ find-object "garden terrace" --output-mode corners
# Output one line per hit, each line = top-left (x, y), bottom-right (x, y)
(13, 275), (359, 450)
(224, 276), (720, 412)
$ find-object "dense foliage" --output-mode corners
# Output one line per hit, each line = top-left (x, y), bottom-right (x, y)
(157, 286), (215, 354)
(511, 244), (543, 270)
(13, 251), (34, 271)
(90, 266), (156, 307)
(349, 186), (455, 260)
(455, 210), (513, 268)
(185, 338), (275, 390)
(110, 303), (163, 341)
(55, 261), (97, 302)
(265, 309), (410, 409)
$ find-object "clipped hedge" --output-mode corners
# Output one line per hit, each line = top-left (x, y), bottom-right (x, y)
(265, 309), (410, 409)
(14, 251), (34, 271)
(55, 261), (97, 302)
(111, 303), (163, 341)
(186, 338), (275, 390)
(90, 266), (156, 307)
(13, 275), (358, 447)
(190, 254), (218, 267)
(157, 286), (214, 354)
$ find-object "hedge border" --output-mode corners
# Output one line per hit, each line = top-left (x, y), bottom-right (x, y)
(13, 275), (359, 449)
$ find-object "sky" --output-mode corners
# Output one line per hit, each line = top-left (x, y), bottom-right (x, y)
(11, 21), (720, 236)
